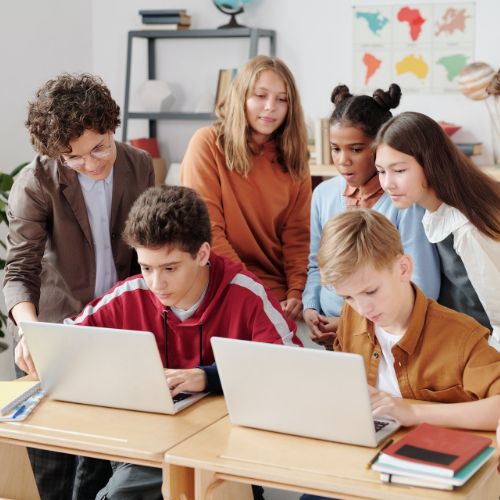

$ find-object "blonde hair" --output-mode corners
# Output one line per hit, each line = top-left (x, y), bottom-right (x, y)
(318, 209), (403, 286)
(215, 55), (309, 181)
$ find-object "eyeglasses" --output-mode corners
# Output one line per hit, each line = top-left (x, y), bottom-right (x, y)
(61, 136), (113, 169)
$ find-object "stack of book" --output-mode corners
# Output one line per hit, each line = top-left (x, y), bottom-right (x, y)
(372, 423), (495, 491)
(139, 9), (191, 30)
(0, 380), (44, 421)
(455, 142), (482, 157)
(314, 118), (333, 166)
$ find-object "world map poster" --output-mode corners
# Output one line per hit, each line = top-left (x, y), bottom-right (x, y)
(353, 3), (475, 93)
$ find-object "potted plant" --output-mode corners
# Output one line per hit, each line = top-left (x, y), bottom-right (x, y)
(0, 163), (28, 352)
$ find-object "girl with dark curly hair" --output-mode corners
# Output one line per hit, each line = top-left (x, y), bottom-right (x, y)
(302, 85), (440, 349)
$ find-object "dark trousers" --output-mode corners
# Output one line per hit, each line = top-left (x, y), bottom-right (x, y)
(28, 448), (112, 500)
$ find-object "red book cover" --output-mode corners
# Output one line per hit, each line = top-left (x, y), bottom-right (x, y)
(380, 423), (491, 477)
(129, 137), (160, 158)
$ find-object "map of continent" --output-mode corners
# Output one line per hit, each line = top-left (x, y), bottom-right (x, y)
(396, 55), (429, 80)
(356, 11), (389, 36)
(363, 53), (382, 85)
(436, 54), (467, 81)
(397, 7), (426, 41)
(435, 8), (468, 35)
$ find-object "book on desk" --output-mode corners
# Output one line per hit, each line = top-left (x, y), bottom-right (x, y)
(372, 423), (495, 490)
(0, 380), (44, 421)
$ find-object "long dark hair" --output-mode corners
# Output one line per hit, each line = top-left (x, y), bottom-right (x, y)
(376, 111), (500, 240)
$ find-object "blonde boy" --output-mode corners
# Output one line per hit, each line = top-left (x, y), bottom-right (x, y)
(318, 209), (500, 430)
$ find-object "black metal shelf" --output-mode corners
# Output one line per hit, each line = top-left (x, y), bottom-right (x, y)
(122, 27), (276, 140)
(128, 28), (276, 39)
(127, 112), (216, 121)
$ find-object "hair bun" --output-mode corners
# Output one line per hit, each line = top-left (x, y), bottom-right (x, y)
(331, 85), (352, 105)
(372, 83), (402, 110)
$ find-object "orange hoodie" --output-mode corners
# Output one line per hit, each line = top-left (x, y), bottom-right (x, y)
(181, 126), (311, 302)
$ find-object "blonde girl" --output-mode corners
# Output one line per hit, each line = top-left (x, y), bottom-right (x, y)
(181, 56), (311, 320)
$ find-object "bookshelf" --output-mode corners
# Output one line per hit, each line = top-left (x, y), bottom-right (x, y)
(122, 28), (276, 141)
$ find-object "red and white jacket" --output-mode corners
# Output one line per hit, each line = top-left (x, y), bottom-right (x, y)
(66, 252), (301, 391)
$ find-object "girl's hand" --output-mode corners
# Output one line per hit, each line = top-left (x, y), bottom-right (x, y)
(164, 368), (207, 396)
(280, 298), (303, 321)
(369, 385), (418, 427)
(303, 309), (338, 349)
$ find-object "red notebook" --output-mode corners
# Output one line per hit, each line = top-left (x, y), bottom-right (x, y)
(379, 423), (491, 478)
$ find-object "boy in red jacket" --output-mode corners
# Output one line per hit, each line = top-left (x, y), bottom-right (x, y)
(67, 185), (300, 499)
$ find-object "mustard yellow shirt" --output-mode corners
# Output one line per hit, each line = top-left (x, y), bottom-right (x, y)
(334, 285), (500, 402)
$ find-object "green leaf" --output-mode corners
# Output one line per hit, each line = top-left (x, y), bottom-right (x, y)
(10, 162), (29, 177)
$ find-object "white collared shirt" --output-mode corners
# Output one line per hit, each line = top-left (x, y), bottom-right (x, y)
(422, 203), (500, 350)
(78, 169), (117, 298)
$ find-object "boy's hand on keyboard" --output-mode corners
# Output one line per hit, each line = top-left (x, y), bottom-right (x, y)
(369, 385), (417, 427)
(165, 368), (207, 397)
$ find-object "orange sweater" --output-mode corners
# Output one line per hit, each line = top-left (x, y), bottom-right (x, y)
(181, 126), (311, 302)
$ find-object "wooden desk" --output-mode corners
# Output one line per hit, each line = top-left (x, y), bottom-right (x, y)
(0, 395), (227, 499)
(309, 164), (500, 182)
(164, 416), (500, 500)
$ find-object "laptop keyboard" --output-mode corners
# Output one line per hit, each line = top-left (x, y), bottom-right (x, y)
(374, 419), (390, 432)
(172, 392), (192, 404)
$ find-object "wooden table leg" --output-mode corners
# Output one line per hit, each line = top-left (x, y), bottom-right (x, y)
(0, 443), (40, 500)
(162, 462), (194, 500)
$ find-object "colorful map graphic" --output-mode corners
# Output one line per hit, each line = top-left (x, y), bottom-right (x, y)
(397, 7), (426, 41)
(436, 54), (468, 81)
(363, 53), (382, 84)
(396, 55), (429, 80)
(355, 11), (389, 36)
(353, 3), (474, 93)
(436, 8), (469, 35)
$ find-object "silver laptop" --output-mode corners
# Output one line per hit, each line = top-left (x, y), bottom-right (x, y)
(211, 337), (399, 447)
(21, 321), (207, 414)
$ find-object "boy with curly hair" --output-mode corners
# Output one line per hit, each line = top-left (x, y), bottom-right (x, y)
(3, 73), (154, 499)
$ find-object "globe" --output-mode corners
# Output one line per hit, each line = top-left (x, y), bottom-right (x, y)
(457, 62), (495, 101)
(213, 0), (254, 29)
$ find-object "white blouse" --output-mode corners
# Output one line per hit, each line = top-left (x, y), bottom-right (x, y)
(422, 203), (500, 350)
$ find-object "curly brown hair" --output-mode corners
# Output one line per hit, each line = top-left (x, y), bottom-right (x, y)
(123, 186), (212, 256)
(26, 73), (121, 157)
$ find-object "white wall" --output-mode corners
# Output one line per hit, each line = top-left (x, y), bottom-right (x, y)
(0, 0), (499, 378)
(0, 0), (92, 379)
(91, 0), (500, 163)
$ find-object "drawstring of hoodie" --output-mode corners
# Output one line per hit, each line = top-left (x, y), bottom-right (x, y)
(163, 310), (169, 368)
(164, 311), (203, 368)
(199, 324), (203, 365)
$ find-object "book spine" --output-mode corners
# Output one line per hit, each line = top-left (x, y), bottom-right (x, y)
(314, 119), (323, 167)
(455, 143), (481, 156)
(142, 16), (190, 24)
(139, 10), (186, 16)
(380, 472), (453, 491)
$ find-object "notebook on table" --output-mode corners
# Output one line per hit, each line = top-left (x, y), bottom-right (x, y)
(21, 321), (207, 414)
(211, 337), (400, 447)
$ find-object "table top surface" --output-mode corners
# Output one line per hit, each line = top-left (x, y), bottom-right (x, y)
(0, 395), (227, 467)
(165, 416), (499, 499)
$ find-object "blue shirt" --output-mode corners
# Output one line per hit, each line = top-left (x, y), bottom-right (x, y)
(78, 169), (117, 298)
(302, 176), (440, 316)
